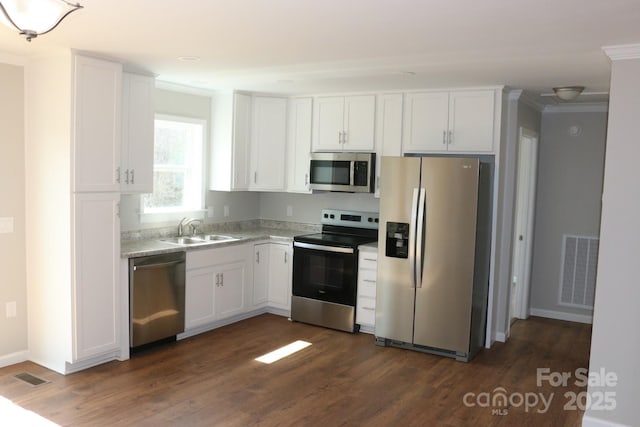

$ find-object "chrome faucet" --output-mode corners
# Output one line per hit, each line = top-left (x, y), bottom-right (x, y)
(178, 217), (202, 236)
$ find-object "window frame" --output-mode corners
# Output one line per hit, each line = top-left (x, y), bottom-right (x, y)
(139, 114), (207, 224)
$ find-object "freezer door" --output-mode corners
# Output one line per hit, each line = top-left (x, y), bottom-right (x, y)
(375, 157), (421, 343)
(414, 157), (479, 353)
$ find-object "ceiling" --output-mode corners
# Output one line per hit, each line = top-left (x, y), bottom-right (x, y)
(1, 0), (640, 102)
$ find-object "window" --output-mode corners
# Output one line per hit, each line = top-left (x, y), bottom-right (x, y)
(142, 115), (205, 216)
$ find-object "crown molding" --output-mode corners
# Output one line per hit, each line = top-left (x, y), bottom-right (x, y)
(602, 44), (640, 61)
(543, 102), (609, 114)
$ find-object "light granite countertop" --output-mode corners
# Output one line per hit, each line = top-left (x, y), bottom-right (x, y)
(122, 227), (312, 258)
(358, 241), (378, 252)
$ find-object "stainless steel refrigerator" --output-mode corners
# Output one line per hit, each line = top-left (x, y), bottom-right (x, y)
(375, 156), (492, 362)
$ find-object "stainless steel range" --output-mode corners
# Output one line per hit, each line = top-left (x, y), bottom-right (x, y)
(292, 209), (379, 332)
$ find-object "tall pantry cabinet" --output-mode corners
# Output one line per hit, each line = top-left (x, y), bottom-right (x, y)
(25, 52), (123, 374)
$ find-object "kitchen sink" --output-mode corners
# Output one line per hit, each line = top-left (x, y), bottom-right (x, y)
(196, 234), (237, 242)
(160, 234), (238, 246)
(160, 237), (207, 245)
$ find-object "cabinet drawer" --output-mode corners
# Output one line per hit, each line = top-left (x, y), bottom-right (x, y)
(358, 251), (378, 270)
(356, 296), (376, 326)
(357, 269), (377, 298)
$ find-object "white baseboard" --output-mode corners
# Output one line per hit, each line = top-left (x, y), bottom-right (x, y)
(495, 332), (507, 343)
(530, 308), (593, 324)
(582, 414), (629, 427)
(0, 350), (29, 369)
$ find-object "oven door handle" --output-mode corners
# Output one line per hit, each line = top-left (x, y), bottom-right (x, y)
(293, 241), (355, 254)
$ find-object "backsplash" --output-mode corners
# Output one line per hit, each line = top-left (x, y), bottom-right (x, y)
(121, 219), (321, 241)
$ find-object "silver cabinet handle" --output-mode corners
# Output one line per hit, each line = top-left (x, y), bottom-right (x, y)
(220, 273), (223, 286)
(125, 169), (130, 184)
(256, 251), (260, 264)
(284, 252), (288, 263)
(448, 130), (453, 144)
(131, 169), (135, 184)
(215, 273), (219, 286)
(338, 131), (342, 144)
(342, 130), (347, 144)
(363, 258), (377, 262)
(363, 279), (376, 283)
(304, 173), (308, 186)
(116, 167), (121, 183)
(254, 171), (257, 183)
(362, 307), (375, 311)
(442, 130), (447, 145)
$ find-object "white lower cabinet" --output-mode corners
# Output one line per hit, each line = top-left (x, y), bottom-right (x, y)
(356, 246), (378, 333)
(253, 241), (292, 314)
(267, 243), (292, 312)
(185, 244), (250, 330)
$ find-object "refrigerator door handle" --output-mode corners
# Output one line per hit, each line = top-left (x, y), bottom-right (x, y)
(409, 188), (419, 288)
(415, 188), (426, 288)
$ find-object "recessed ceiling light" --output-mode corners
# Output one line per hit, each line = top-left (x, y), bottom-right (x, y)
(178, 56), (201, 62)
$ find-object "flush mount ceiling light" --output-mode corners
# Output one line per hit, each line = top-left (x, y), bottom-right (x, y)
(0, 0), (83, 42)
(552, 86), (585, 101)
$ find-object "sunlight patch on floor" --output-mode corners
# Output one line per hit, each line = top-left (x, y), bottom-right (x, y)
(0, 396), (59, 426)
(255, 340), (312, 364)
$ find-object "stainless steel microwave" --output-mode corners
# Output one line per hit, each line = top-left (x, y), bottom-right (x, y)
(309, 152), (375, 193)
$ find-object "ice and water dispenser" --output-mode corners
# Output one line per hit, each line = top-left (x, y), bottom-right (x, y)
(385, 222), (409, 258)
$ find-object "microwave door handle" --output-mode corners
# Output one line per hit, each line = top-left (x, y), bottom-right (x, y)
(415, 188), (426, 288)
(409, 188), (419, 289)
(350, 161), (355, 186)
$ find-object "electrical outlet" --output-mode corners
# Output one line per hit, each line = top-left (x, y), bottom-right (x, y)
(286, 206), (293, 217)
(224, 205), (230, 217)
(6, 301), (16, 318)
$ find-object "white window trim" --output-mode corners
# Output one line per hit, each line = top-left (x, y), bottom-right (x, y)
(140, 114), (207, 224)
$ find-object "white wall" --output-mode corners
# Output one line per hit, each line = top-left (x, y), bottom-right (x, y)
(0, 62), (27, 365)
(259, 192), (379, 223)
(529, 109), (607, 321)
(584, 49), (640, 427)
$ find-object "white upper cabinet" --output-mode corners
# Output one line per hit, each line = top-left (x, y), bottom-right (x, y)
(210, 92), (252, 191)
(120, 72), (155, 193)
(312, 95), (375, 152)
(73, 55), (122, 192)
(250, 96), (287, 191)
(286, 98), (313, 193)
(403, 89), (496, 153)
(447, 91), (496, 152)
(374, 94), (403, 198)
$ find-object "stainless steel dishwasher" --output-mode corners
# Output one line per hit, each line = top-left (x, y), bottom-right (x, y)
(129, 251), (186, 348)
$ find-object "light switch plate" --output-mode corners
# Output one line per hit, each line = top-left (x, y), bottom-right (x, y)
(0, 217), (14, 234)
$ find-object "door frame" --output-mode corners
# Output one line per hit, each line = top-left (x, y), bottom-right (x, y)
(508, 127), (539, 328)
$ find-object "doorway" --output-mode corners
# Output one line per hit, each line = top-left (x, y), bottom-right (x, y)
(509, 127), (539, 325)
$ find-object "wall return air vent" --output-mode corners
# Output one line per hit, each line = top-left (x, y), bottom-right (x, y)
(559, 235), (599, 309)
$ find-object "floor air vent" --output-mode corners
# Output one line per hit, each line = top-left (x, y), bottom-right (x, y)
(559, 235), (599, 309)
(13, 372), (50, 387)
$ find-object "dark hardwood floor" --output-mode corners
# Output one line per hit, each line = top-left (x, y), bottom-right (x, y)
(0, 314), (591, 426)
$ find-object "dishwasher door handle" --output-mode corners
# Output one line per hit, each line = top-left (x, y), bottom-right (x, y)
(133, 259), (184, 271)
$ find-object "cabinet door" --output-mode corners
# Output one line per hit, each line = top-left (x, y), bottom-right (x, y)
(402, 92), (449, 153)
(232, 93), (252, 190)
(312, 96), (344, 151)
(374, 94), (403, 197)
(73, 55), (122, 192)
(185, 267), (217, 328)
(268, 243), (292, 310)
(286, 98), (312, 193)
(252, 243), (270, 307)
(73, 193), (120, 361)
(343, 95), (376, 151)
(250, 96), (287, 191)
(121, 73), (155, 193)
(447, 90), (495, 153)
(215, 261), (247, 319)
